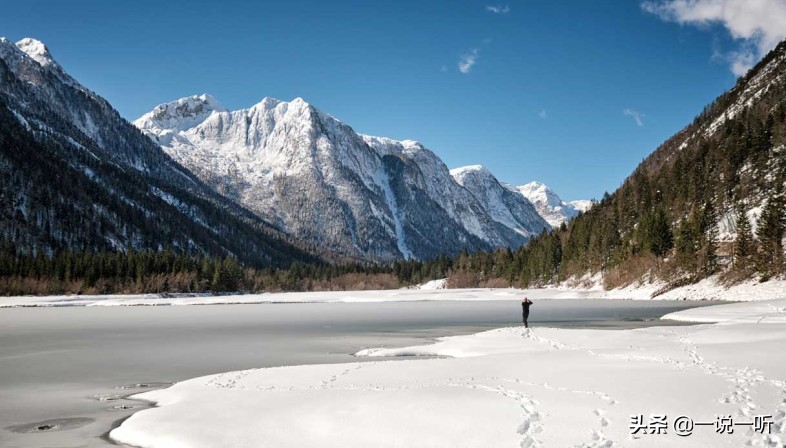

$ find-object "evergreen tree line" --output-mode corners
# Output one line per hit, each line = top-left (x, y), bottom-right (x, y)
(413, 190), (784, 291)
(0, 244), (455, 296)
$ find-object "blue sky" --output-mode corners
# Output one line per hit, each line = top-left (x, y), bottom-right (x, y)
(2, 0), (782, 201)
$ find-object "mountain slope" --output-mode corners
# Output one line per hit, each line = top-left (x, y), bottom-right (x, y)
(449, 165), (549, 238)
(135, 96), (551, 261)
(0, 37), (315, 267)
(500, 39), (786, 287)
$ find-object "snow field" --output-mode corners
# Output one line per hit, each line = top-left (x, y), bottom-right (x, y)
(110, 299), (786, 447)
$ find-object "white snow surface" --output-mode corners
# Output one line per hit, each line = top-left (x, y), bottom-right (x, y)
(4, 276), (786, 307)
(411, 278), (448, 290)
(110, 297), (786, 448)
(516, 181), (592, 227)
(662, 298), (786, 324)
(0, 289), (596, 307)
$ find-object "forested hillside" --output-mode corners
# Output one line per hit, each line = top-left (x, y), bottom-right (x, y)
(0, 38), (318, 268)
(441, 40), (786, 291)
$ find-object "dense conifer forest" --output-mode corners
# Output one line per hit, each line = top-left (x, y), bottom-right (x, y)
(0, 245), (453, 295)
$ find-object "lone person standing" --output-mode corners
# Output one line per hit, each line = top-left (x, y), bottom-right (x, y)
(521, 297), (533, 328)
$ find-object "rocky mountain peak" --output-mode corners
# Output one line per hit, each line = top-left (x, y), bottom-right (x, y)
(15, 38), (57, 67)
(136, 94), (228, 134)
(450, 165), (493, 182)
(516, 181), (589, 228)
(517, 181), (562, 207)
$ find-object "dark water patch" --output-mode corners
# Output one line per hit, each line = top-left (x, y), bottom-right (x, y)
(116, 382), (171, 390)
(108, 404), (135, 411)
(6, 417), (94, 433)
(91, 393), (125, 402)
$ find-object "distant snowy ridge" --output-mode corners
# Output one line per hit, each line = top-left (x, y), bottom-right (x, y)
(135, 95), (562, 261)
(515, 181), (593, 228)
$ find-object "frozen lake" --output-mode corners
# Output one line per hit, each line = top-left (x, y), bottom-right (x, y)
(0, 299), (715, 448)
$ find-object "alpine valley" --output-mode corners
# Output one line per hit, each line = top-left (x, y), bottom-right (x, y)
(1, 37), (585, 265)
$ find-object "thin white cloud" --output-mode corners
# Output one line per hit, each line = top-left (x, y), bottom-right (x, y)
(458, 48), (480, 74)
(624, 108), (645, 126)
(486, 4), (511, 14)
(538, 109), (548, 119)
(642, 0), (786, 76)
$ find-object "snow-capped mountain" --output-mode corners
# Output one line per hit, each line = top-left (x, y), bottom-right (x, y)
(0, 37), (312, 266)
(135, 95), (551, 261)
(450, 165), (549, 238)
(516, 181), (592, 228)
(567, 199), (594, 213)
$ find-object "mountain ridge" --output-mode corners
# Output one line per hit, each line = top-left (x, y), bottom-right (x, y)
(135, 94), (572, 261)
(0, 36), (317, 267)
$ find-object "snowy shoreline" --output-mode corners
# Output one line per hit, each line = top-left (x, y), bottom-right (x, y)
(108, 297), (786, 448)
(2, 276), (786, 308)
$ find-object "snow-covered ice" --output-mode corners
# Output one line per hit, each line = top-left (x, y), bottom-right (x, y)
(110, 296), (786, 448)
(662, 298), (786, 324)
(4, 276), (786, 307)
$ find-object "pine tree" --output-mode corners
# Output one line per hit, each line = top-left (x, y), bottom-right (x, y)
(698, 199), (718, 275)
(642, 208), (673, 258)
(675, 216), (699, 273)
(756, 194), (785, 278)
(733, 203), (754, 271)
